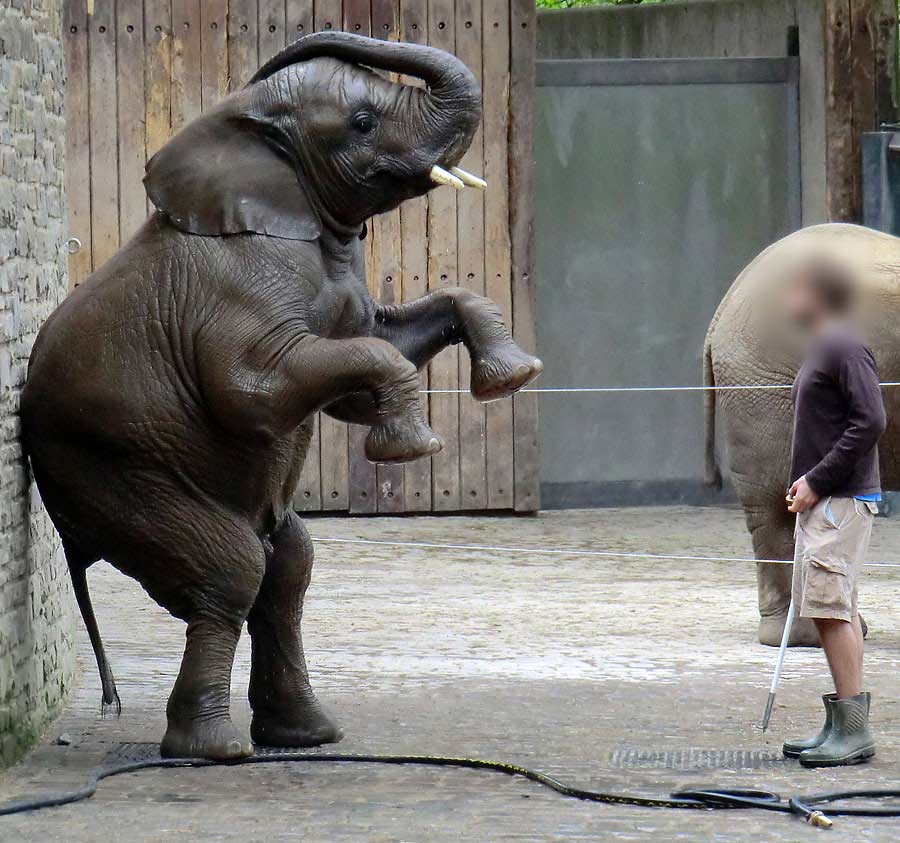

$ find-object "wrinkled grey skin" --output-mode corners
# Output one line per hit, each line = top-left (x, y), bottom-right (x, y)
(21, 33), (542, 760)
(705, 224), (900, 647)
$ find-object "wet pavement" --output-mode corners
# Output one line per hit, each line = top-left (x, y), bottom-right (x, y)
(3, 506), (900, 841)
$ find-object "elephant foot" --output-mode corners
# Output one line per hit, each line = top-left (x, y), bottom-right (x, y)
(251, 701), (343, 748)
(471, 344), (543, 402)
(759, 612), (869, 647)
(758, 614), (820, 648)
(365, 416), (443, 464)
(161, 714), (253, 760)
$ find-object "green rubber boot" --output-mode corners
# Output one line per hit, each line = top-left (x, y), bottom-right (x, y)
(783, 694), (836, 758)
(799, 693), (875, 768)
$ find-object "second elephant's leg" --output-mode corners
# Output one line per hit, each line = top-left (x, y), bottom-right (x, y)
(748, 505), (819, 647)
(248, 512), (342, 747)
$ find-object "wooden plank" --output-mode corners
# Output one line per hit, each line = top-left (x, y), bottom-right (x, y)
(824, 0), (854, 221)
(63, 0), (92, 288)
(874, 0), (899, 125)
(849, 0), (877, 219)
(314, 0), (342, 32)
(88, 0), (119, 271)
(116, 0), (147, 245)
(229, 0), (260, 91)
(286, 2), (319, 511)
(286, 0), (314, 40)
(455, 0), (487, 510)
(481, 0), (514, 508)
(259, 0), (288, 63)
(427, 0), (461, 511)
(144, 0), (172, 171)
(509, 0), (539, 512)
(343, 0), (378, 514)
(398, 0), (432, 512)
(286, 0), (320, 511)
(293, 413), (323, 511)
(372, 0), (407, 514)
(314, 0), (349, 511)
(343, 0), (370, 36)
(171, 0), (202, 133)
(200, 0), (229, 111)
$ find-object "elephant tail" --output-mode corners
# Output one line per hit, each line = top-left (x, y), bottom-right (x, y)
(67, 556), (122, 716)
(703, 338), (723, 488)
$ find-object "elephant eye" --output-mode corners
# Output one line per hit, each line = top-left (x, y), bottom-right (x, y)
(351, 112), (376, 135)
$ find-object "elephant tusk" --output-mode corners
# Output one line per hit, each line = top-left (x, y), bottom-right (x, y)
(449, 167), (487, 190)
(430, 165), (465, 190)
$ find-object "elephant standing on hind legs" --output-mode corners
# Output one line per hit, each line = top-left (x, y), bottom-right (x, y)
(21, 33), (542, 760)
(705, 224), (900, 646)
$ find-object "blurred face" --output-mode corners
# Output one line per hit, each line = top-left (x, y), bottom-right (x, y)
(782, 274), (827, 333)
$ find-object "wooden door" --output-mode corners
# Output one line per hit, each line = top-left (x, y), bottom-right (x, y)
(63, 0), (538, 512)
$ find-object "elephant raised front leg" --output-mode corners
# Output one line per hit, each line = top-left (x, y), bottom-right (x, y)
(323, 289), (542, 433)
(375, 288), (543, 399)
(289, 335), (443, 463)
(248, 511), (341, 747)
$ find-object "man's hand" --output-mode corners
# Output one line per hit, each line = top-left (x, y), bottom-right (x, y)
(787, 475), (820, 513)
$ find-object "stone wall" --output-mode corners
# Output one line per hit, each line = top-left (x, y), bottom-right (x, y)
(0, 0), (75, 766)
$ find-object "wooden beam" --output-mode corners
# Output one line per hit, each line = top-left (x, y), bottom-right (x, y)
(427, 0), (462, 512)
(398, 0), (433, 512)
(483, 0), (514, 509)
(345, 0), (378, 514)
(509, 0), (539, 512)
(456, 0), (488, 510)
(63, 0), (92, 287)
(200, 0), (229, 112)
(88, 0), (119, 271)
(372, 0), (408, 514)
(289, 0), (321, 512)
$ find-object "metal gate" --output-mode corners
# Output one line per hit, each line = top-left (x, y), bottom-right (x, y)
(534, 57), (802, 507)
(62, 0), (538, 514)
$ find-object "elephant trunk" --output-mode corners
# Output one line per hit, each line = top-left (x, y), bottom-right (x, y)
(250, 32), (481, 175)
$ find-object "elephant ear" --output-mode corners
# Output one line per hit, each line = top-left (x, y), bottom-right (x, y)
(143, 108), (321, 241)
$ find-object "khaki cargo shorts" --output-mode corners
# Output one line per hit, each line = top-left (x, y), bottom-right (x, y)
(792, 496), (875, 622)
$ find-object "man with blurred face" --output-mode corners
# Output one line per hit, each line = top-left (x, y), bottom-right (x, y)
(780, 261), (886, 767)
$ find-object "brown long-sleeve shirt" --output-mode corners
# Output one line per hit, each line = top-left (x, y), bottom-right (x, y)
(790, 327), (886, 498)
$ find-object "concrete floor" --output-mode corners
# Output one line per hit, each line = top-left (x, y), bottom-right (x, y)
(3, 506), (900, 841)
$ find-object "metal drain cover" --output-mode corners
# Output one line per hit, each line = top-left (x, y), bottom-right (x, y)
(105, 742), (330, 765)
(609, 748), (789, 771)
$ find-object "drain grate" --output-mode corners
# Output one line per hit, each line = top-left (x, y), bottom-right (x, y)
(104, 742), (330, 766)
(104, 742), (160, 765)
(609, 748), (790, 771)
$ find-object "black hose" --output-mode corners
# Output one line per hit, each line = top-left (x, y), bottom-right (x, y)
(2, 751), (900, 828)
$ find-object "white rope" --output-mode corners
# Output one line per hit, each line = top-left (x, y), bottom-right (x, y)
(311, 535), (900, 569)
(420, 382), (900, 395)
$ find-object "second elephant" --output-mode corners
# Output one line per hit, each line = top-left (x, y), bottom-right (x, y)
(705, 223), (900, 646)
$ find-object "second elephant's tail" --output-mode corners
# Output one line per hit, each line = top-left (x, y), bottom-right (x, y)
(703, 338), (722, 488)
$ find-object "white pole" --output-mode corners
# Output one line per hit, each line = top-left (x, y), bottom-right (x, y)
(761, 598), (796, 732)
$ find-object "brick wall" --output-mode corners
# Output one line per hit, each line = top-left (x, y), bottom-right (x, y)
(0, 0), (75, 767)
